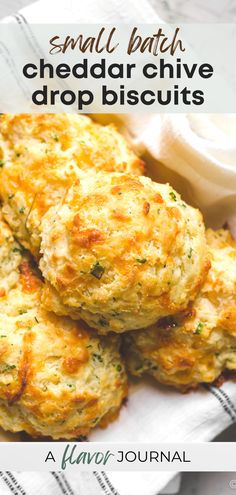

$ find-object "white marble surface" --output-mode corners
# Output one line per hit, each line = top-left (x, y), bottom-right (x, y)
(0, 1), (236, 494)
(150, 0), (236, 22)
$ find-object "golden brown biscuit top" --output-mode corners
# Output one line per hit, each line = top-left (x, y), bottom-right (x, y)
(40, 172), (209, 333)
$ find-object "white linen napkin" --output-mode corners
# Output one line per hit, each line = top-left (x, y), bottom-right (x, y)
(0, 470), (182, 495)
(104, 114), (236, 231)
(1, 1), (236, 495)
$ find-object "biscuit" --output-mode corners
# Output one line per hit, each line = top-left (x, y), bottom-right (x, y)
(0, 215), (127, 439)
(0, 114), (143, 256)
(40, 172), (209, 333)
(124, 229), (236, 390)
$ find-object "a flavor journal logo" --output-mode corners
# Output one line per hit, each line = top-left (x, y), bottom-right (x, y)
(43, 444), (191, 470)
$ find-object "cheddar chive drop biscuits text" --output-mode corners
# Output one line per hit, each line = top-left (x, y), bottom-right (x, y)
(124, 229), (236, 390)
(40, 172), (209, 334)
(0, 216), (127, 439)
(0, 114), (143, 257)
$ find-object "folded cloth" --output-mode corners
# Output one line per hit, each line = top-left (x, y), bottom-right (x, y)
(95, 113), (236, 234)
(0, 471), (181, 495)
(4, 0), (160, 22)
(1, 1), (236, 495)
(90, 381), (236, 495)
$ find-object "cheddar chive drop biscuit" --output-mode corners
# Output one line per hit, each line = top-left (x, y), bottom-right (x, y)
(0, 113), (143, 256)
(40, 172), (209, 334)
(0, 214), (127, 439)
(124, 229), (236, 390)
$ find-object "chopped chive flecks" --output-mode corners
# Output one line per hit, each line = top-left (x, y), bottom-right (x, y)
(90, 262), (105, 279)
(136, 258), (147, 264)
(188, 247), (193, 259)
(169, 191), (177, 201)
(92, 353), (103, 363)
(195, 322), (204, 334)
(13, 247), (22, 254)
(1, 364), (16, 372)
